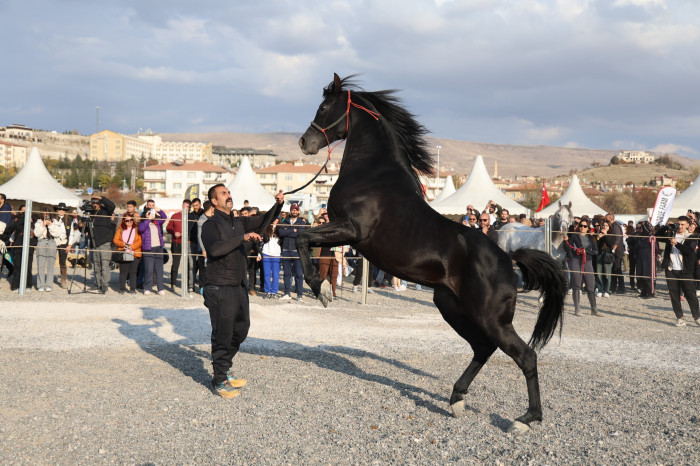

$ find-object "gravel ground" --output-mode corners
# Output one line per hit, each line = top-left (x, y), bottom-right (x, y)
(1, 267), (700, 464)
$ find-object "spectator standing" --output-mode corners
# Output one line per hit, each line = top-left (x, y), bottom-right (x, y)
(34, 207), (65, 292)
(190, 198), (203, 290)
(278, 203), (309, 301)
(565, 220), (601, 316)
(635, 222), (657, 299)
(627, 222), (639, 292)
(166, 199), (193, 291)
(88, 196), (116, 294)
(463, 214), (478, 229)
(139, 203), (167, 295)
(196, 200), (215, 291)
(657, 217), (700, 327)
(493, 208), (510, 230)
(53, 202), (72, 288)
(0, 193), (12, 226)
(113, 213), (142, 294)
(478, 214), (499, 243)
(200, 184), (283, 398)
(595, 221), (615, 298)
(606, 212), (627, 294)
(1, 206), (35, 290)
(261, 221), (282, 298)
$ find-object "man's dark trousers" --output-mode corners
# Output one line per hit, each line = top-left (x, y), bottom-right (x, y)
(665, 269), (700, 320)
(282, 250), (304, 297)
(203, 284), (250, 385)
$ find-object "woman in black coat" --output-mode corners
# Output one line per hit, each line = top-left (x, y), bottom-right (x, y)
(565, 219), (601, 316)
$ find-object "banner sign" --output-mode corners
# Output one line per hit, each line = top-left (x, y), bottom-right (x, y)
(649, 186), (676, 227)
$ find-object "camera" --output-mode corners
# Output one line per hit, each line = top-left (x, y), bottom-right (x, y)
(81, 199), (96, 214)
(666, 223), (678, 234)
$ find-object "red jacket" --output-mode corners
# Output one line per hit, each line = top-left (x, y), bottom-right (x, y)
(166, 211), (187, 245)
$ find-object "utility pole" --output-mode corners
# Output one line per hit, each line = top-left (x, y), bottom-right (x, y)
(96, 106), (100, 133)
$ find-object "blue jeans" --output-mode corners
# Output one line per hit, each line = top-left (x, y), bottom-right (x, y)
(143, 246), (165, 292)
(262, 255), (280, 294)
(282, 250), (304, 297)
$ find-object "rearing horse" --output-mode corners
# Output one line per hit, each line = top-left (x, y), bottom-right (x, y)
(296, 74), (566, 432)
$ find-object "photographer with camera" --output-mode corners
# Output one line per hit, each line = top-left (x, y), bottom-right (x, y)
(656, 216), (700, 327)
(86, 196), (116, 294)
(34, 207), (66, 292)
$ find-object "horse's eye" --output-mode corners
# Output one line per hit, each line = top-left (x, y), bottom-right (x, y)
(320, 104), (327, 111)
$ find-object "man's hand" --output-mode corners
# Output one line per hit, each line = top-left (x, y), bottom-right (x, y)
(0, 239), (6, 255)
(244, 232), (262, 242)
(174, 232), (181, 238)
(275, 190), (284, 204)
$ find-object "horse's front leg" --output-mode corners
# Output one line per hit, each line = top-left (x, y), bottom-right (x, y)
(296, 219), (359, 307)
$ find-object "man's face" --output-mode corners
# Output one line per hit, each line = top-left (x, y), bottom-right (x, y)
(92, 202), (100, 211)
(678, 220), (689, 233)
(241, 209), (250, 217)
(146, 201), (155, 210)
(192, 200), (201, 212)
(182, 201), (191, 211)
(290, 207), (300, 218)
(500, 210), (509, 220)
(57, 208), (66, 217)
(212, 187), (233, 212)
(126, 204), (136, 213)
(468, 215), (477, 226)
(479, 215), (490, 227)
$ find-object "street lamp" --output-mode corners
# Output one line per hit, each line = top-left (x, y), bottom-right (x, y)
(436, 145), (442, 182)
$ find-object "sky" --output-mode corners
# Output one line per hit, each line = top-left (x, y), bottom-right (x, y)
(1, 0), (699, 157)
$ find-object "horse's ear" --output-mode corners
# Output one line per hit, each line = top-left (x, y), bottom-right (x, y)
(568, 201), (572, 209)
(333, 73), (342, 94)
(558, 200), (562, 207)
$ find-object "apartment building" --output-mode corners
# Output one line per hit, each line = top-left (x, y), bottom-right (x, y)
(212, 146), (277, 168)
(0, 140), (28, 169)
(89, 130), (212, 163)
(255, 161), (339, 207)
(143, 161), (230, 198)
(619, 150), (655, 163)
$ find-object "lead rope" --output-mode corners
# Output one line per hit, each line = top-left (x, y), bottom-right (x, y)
(565, 238), (586, 276)
(284, 91), (380, 196)
(650, 235), (656, 294)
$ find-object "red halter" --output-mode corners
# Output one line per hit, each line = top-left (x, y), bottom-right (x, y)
(309, 90), (380, 161)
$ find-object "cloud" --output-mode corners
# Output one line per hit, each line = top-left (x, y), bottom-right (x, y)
(651, 143), (699, 157)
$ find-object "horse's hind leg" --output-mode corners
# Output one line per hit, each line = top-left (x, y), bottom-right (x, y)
(483, 320), (543, 432)
(433, 288), (497, 417)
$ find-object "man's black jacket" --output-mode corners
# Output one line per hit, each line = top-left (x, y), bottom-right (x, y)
(201, 202), (282, 287)
(90, 197), (116, 247)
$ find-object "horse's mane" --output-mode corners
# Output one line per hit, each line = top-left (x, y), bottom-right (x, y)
(324, 76), (435, 181)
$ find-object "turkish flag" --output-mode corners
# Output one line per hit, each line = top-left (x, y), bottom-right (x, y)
(535, 179), (551, 213)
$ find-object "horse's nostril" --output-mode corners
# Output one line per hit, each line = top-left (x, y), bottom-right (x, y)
(299, 138), (305, 148)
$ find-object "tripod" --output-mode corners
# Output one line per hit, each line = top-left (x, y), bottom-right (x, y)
(68, 215), (96, 294)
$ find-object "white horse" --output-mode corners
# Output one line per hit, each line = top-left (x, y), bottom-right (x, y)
(498, 201), (573, 262)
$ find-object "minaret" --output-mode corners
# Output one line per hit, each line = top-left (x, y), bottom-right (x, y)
(493, 160), (499, 178)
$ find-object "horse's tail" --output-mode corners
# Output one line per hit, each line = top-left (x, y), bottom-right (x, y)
(510, 248), (567, 351)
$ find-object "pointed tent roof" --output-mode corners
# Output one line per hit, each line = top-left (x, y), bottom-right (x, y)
(670, 174), (700, 217)
(430, 175), (456, 204)
(0, 147), (81, 206)
(430, 155), (527, 215)
(538, 174), (605, 217)
(225, 157), (275, 209)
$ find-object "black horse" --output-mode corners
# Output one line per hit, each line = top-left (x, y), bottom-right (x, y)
(296, 74), (566, 432)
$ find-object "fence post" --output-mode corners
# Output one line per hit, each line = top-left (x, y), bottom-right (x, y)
(18, 199), (32, 296)
(544, 217), (553, 257)
(181, 206), (189, 298)
(361, 256), (369, 305)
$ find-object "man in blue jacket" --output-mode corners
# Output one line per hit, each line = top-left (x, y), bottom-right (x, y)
(277, 203), (309, 301)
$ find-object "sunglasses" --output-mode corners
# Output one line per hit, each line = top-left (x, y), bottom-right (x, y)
(580, 224), (589, 228)
(479, 219), (489, 223)
(125, 220), (133, 223)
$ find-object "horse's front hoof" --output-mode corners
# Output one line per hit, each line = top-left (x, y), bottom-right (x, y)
(318, 281), (333, 308)
(508, 420), (531, 435)
(450, 400), (466, 418)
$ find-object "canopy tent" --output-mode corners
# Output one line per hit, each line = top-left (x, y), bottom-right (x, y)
(430, 155), (528, 215)
(670, 174), (700, 218)
(538, 174), (606, 218)
(225, 157), (275, 210)
(430, 175), (456, 204)
(0, 147), (81, 207)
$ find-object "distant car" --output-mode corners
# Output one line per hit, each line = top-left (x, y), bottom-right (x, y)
(74, 189), (84, 196)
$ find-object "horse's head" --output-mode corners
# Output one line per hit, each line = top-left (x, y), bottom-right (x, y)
(554, 200), (573, 232)
(299, 73), (349, 155)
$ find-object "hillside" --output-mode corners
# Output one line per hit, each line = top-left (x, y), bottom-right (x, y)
(161, 132), (699, 179)
(556, 163), (698, 186)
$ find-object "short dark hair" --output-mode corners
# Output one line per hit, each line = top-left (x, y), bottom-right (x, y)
(146, 199), (155, 204)
(208, 183), (226, 201)
(191, 197), (201, 204)
(0, 193), (5, 201)
(240, 206), (251, 213)
(678, 215), (690, 223)
(182, 199), (191, 205)
(202, 200), (212, 211)
(127, 200), (137, 207)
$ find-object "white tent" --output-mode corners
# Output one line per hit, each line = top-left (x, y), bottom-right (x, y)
(430, 155), (528, 215)
(538, 174), (605, 218)
(429, 175), (456, 204)
(670, 174), (700, 218)
(225, 157), (275, 210)
(0, 147), (81, 207)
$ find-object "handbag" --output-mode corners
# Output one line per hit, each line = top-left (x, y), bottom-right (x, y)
(601, 250), (614, 264)
(114, 228), (135, 263)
